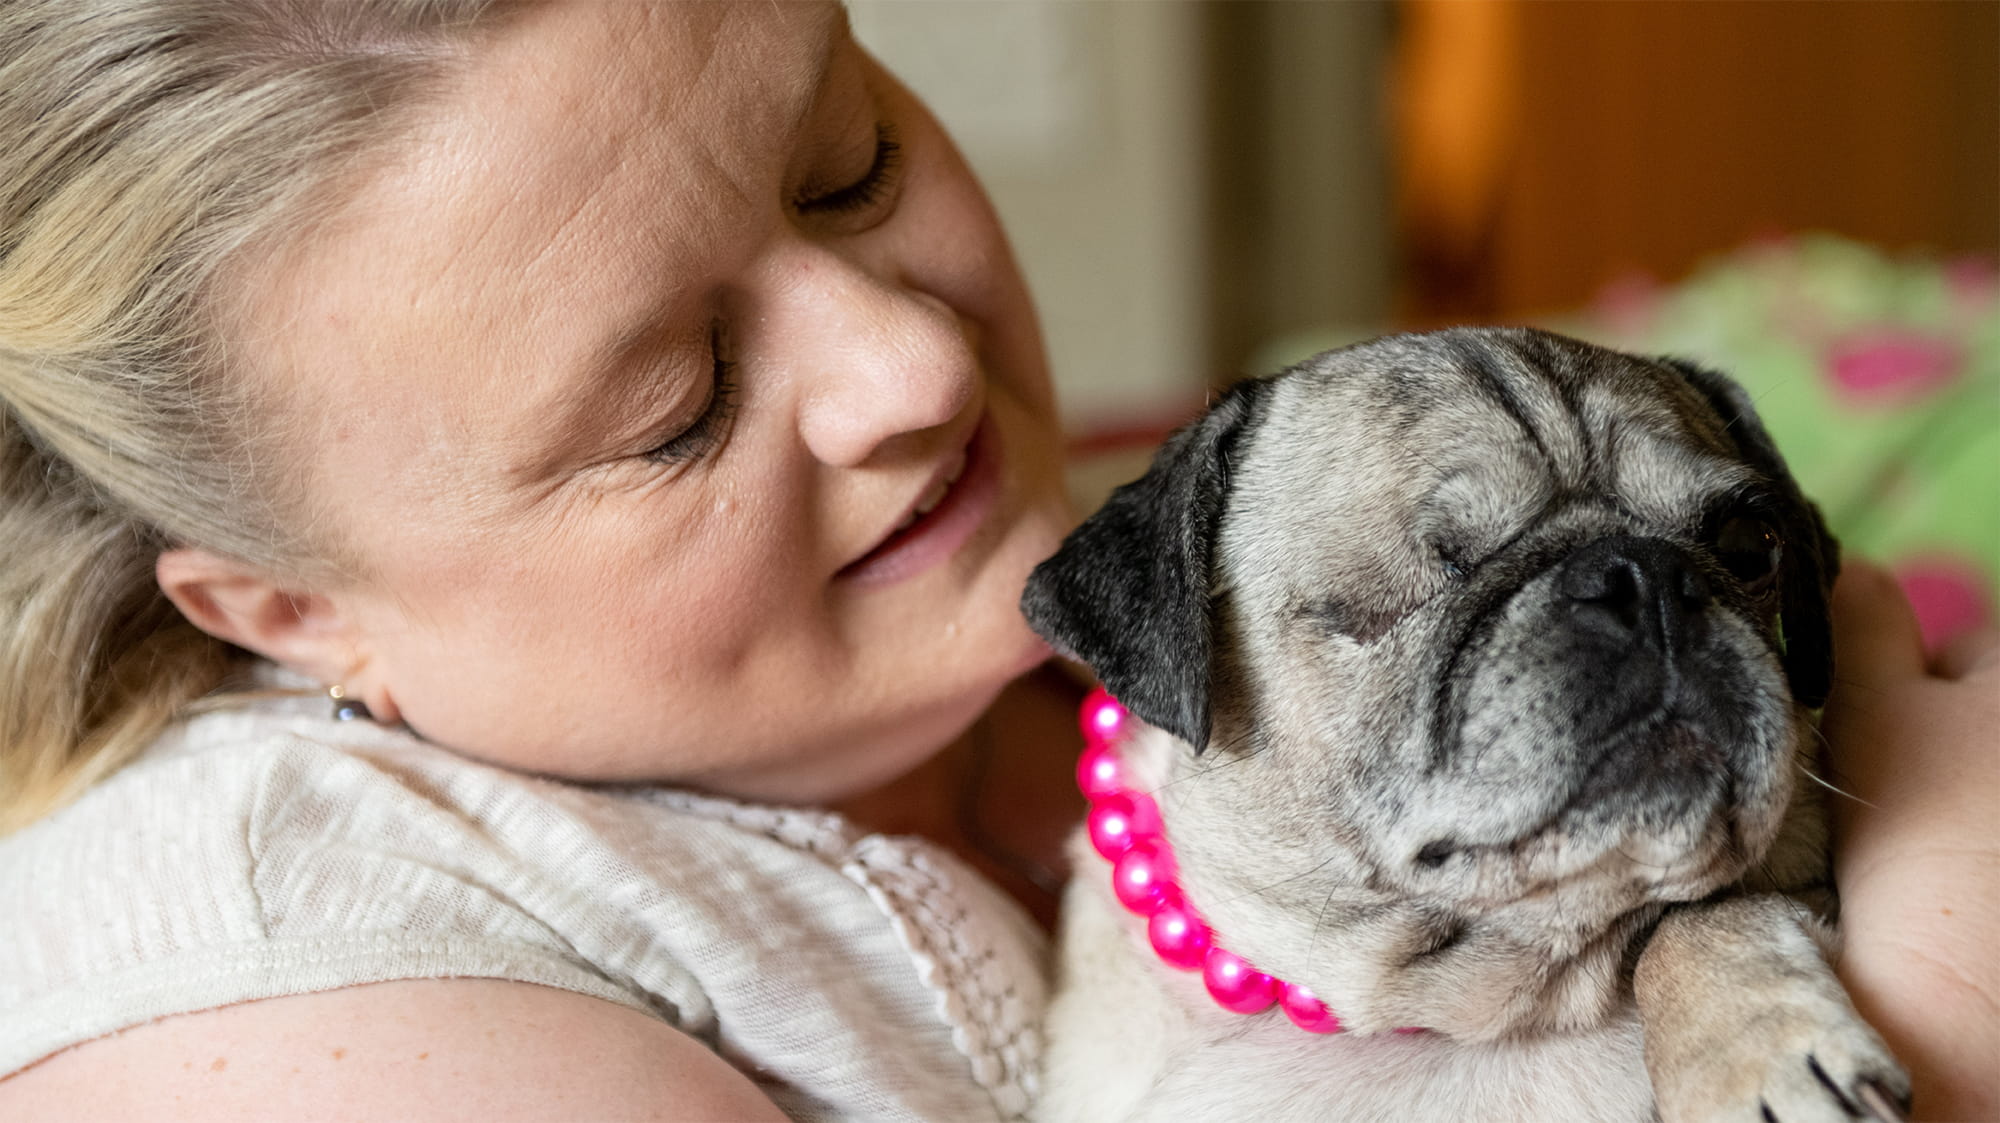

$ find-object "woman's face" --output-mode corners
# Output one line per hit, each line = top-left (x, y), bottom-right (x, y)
(234, 1), (1072, 802)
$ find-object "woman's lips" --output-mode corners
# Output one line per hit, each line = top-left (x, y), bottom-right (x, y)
(837, 413), (1002, 587)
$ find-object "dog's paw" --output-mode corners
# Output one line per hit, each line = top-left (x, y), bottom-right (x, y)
(1637, 896), (1912, 1123)
(1652, 996), (1910, 1123)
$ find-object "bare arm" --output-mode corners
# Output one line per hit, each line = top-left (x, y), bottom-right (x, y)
(0, 978), (790, 1122)
(1823, 560), (2000, 1122)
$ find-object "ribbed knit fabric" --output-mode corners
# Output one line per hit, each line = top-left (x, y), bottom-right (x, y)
(0, 683), (1047, 1121)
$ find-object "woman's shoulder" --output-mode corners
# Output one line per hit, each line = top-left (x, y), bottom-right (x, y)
(0, 680), (1049, 1120)
(0, 688), (691, 1075)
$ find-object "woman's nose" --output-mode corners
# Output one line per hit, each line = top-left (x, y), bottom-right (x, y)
(773, 244), (980, 468)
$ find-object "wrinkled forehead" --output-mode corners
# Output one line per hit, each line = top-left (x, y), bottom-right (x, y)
(1234, 334), (1761, 535)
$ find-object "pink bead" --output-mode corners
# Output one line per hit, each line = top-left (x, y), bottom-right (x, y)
(1086, 792), (1163, 861)
(1075, 743), (1124, 800)
(1110, 843), (1176, 914)
(1146, 895), (1212, 970)
(1079, 688), (1127, 746)
(1279, 982), (1344, 1034)
(1202, 947), (1278, 1015)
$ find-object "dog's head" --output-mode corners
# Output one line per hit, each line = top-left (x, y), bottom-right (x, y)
(1025, 327), (1838, 1034)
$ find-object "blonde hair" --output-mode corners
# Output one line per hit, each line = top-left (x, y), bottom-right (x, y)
(0, 0), (504, 832)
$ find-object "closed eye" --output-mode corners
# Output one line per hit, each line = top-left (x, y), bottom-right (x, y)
(642, 321), (738, 466)
(1296, 595), (1403, 645)
(794, 122), (901, 216)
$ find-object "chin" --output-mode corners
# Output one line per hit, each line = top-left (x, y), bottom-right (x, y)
(844, 596), (1054, 796)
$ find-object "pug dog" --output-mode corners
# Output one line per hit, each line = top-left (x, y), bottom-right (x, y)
(1023, 328), (1909, 1122)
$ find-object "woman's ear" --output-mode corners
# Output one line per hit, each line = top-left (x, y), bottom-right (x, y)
(155, 548), (401, 722)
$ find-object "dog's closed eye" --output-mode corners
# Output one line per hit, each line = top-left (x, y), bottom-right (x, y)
(1295, 596), (1400, 644)
(1418, 464), (1547, 578)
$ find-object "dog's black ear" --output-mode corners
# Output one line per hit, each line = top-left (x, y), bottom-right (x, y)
(1021, 377), (1274, 751)
(1660, 356), (1840, 708)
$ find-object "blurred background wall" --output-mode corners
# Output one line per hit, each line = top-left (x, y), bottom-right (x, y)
(853, 0), (1395, 427)
(853, 2), (1209, 428)
(853, 0), (1998, 421)
(1393, 0), (2000, 326)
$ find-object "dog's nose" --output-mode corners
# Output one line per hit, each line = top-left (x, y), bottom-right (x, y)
(1558, 536), (1711, 652)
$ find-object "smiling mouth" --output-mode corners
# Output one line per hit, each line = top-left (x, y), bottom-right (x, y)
(894, 448), (969, 534)
(837, 411), (1003, 586)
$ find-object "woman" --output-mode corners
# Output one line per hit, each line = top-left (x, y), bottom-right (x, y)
(0, 1), (1991, 1119)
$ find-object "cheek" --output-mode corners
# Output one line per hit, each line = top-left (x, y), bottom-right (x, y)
(364, 493), (806, 692)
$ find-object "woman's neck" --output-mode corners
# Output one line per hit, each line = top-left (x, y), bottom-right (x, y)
(832, 662), (1087, 929)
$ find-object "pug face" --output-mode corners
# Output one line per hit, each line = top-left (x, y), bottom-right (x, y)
(1025, 328), (1839, 1034)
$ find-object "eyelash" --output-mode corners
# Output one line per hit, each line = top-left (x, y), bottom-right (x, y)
(642, 322), (738, 466)
(794, 122), (902, 216)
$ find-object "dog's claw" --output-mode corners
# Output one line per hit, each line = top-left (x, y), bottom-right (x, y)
(1750, 1039), (1912, 1123)
(1805, 1054), (1858, 1115)
(1854, 1078), (1910, 1123)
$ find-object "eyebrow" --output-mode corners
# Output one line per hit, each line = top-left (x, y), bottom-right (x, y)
(792, 3), (849, 132)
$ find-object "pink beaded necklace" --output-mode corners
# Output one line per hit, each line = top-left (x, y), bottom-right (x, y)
(1076, 687), (1349, 1034)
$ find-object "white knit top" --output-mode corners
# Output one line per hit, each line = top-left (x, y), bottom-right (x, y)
(0, 684), (1048, 1120)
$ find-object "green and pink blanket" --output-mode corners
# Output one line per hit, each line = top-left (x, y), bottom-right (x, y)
(1577, 236), (1997, 653)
